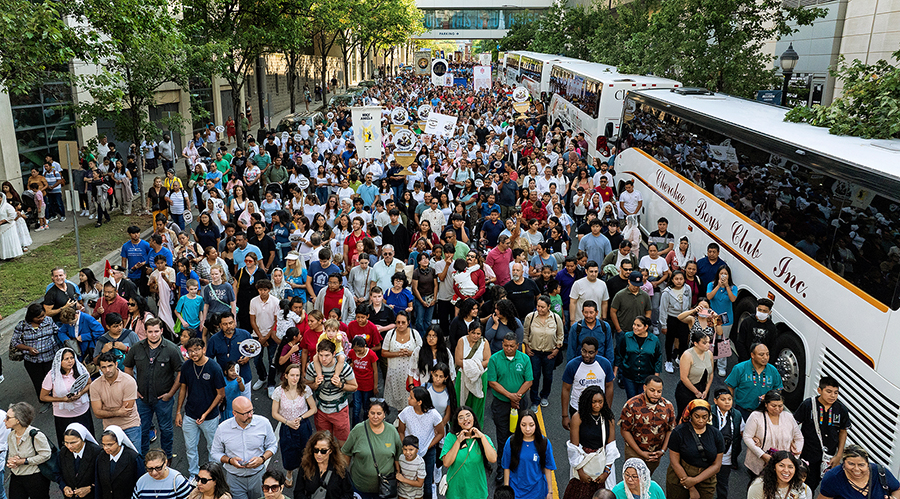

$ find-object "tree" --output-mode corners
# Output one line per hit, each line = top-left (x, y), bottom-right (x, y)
(270, 10), (312, 114)
(0, 0), (84, 95)
(525, 2), (596, 60)
(497, 21), (536, 52)
(785, 50), (900, 139)
(182, 0), (279, 149)
(589, 0), (655, 69)
(338, 0), (420, 86)
(71, 0), (196, 211)
(619, 0), (824, 97)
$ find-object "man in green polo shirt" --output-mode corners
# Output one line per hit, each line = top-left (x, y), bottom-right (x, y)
(486, 332), (533, 484)
(610, 271), (652, 338)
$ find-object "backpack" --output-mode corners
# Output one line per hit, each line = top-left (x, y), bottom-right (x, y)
(570, 319), (613, 364)
(29, 429), (60, 482)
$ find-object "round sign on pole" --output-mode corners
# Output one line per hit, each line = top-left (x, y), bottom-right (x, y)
(475, 179), (484, 188)
(294, 133), (302, 142)
(215, 125), (225, 134)
(298, 176), (310, 189)
(183, 210), (193, 224)
(281, 131), (289, 142)
(327, 112), (335, 121)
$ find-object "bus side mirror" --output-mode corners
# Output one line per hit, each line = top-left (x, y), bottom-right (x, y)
(605, 122), (614, 138)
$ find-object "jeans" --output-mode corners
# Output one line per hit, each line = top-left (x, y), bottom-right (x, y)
(491, 397), (528, 458)
(171, 212), (185, 231)
(254, 341), (278, 385)
(352, 390), (373, 427)
(275, 241), (293, 269)
(183, 415), (219, 477)
(422, 446), (437, 499)
(413, 299), (434, 337)
(161, 159), (174, 173)
(392, 185), (404, 201)
(622, 377), (642, 399)
(316, 187), (329, 205)
(131, 176), (139, 195)
(225, 470), (264, 499)
(529, 350), (556, 404)
(715, 463), (732, 499)
(122, 425), (142, 456)
(136, 397), (174, 457)
(47, 192), (65, 219)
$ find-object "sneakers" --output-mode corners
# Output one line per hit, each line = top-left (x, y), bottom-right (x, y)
(35, 225), (47, 232)
(530, 404), (539, 412)
(718, 368), (727, 377)
(48, 216), (59, 222)
(540, 398), (549, 407)
(268, 386), (276, 399)
(252, 379), (266, 390)
(59, 216), (66, 222)
(150, 428), (158, 442)
(89, 214), (96, 219)
(665, 361), (674, 373)
(80, 210), (89, 217)
(674, 357), (680, 367)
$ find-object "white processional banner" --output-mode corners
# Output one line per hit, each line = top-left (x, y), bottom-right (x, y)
(351, 106), (383, 159)
(424, 112), (458, 138)
(474, 65), (491, 91)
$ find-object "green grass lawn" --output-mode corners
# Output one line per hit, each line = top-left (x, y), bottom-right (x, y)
(0, 213), (153, 317)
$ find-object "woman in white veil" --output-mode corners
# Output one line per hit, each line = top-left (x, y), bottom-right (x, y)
(0, 192), (23, 259)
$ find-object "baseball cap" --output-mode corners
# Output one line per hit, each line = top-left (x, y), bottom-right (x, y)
(285, 253), (300, 261)
(628, 271), (643, 286)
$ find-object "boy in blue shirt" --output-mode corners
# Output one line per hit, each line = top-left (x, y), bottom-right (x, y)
(176, 279), (204, 337)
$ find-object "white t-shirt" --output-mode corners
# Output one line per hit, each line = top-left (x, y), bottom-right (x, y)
(298, 124), (311, 140)
(563, 359), (611, 410)
(397, 407), (443, 457)
(639, 255), (670, 282)
(249, 295), (279, 339)
(569, 278), (610, 322)
(619, 190), (643, 215)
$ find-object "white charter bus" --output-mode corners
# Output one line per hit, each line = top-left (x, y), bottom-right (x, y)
(617, 87), (900, 469)
(547, 61), (680, 159)
(503, 51), (588, 100)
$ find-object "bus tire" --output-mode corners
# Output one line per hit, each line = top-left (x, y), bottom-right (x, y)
(732, 296), (759, 361)
(772, 332), (806, 410)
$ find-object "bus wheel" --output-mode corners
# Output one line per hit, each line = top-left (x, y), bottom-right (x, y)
(732, 296), (758, 361)
(772, 332), (805, 410)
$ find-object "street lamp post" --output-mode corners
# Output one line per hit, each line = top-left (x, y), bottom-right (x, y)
(780, 43), (799, 106)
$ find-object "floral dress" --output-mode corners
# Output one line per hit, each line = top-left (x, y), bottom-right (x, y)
(383, 328), (423, 412)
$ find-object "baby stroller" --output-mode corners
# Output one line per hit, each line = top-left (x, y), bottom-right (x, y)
(20, 190), (39, 230)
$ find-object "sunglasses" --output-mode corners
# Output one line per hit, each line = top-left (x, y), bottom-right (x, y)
(146, 464), (166, 473)
(128, 302), (137, 306)
(313, 448), (330, 455)
(197, 477), (214, 484)
(262, 485), (282, 493)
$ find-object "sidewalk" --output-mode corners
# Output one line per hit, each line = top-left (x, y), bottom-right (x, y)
(0, 168), (161, 341)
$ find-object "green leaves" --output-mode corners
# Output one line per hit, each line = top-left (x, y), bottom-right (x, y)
(785, 50), (900, 139)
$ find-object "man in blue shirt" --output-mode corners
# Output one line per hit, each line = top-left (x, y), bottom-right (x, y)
(233, 232), (263, 270)
(578, 219), (612, 264)
(206, 312), (253, 399)
(43, 161), (66, 221)
(479, 209), (504, 248)
(147, 234), (174, 268)
(566, 300), (614, 363)
(357, 172), (379, 208)
(696, 242), (727, 288)
(724, 342), (784, 422)
(496, 171), (518, 220)
(121, 226), (151, 281)
(480, 192), (501, 218)
(307, 248), (342, 297)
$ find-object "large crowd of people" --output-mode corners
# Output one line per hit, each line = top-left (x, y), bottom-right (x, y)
(2, 68), (895, 499)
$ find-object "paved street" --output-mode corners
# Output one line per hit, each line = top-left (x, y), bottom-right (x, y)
(0, 339), (753, 498)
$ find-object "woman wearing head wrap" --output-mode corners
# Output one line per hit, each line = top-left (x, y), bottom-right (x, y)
(665, 399), (725, 499)
(96, 425), (144, 499)
(203, 198), (228, 232)
(0, 192), (24, 260)
(39, 347), (94, 447)
(666, 236), (696, 272)
(59, 423), (103, 499)
(612, 458), (666, 499)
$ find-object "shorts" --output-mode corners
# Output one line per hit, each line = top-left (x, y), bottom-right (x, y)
(315, 405), (351, 441)
(38, 204), (45, 218)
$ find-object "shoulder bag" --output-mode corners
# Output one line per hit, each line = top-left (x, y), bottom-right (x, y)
(812, 401), (835, 478)
(311, 470), (333, 499)
(688, 426), (716, 468)
(438, 436), (472, 496)
(8, 341), (24, 362)
(29, 428), (60, 482)
(364, 423), (397, 498)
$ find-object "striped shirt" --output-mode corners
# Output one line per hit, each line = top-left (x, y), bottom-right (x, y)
(132, 470), (192, 499)
(397, 454), (426, 499)
(305, 359), (355, 413)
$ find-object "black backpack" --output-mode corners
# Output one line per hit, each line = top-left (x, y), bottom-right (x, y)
(29, 429), (60, 482)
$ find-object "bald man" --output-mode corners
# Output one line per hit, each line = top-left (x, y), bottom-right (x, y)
(211, 396), (278, 499)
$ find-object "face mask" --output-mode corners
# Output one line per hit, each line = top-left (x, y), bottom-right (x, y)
(756, 311), (769, 321)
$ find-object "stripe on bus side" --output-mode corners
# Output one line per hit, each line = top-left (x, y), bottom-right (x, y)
(622, 161), (875, 368)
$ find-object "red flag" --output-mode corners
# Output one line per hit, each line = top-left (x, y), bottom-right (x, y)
(104, 259), (111, 278)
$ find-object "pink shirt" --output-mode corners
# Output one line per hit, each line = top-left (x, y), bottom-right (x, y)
(41, 370), (91, 418)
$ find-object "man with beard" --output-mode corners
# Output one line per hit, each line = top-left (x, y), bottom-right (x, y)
(619, 375), (675, 474)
